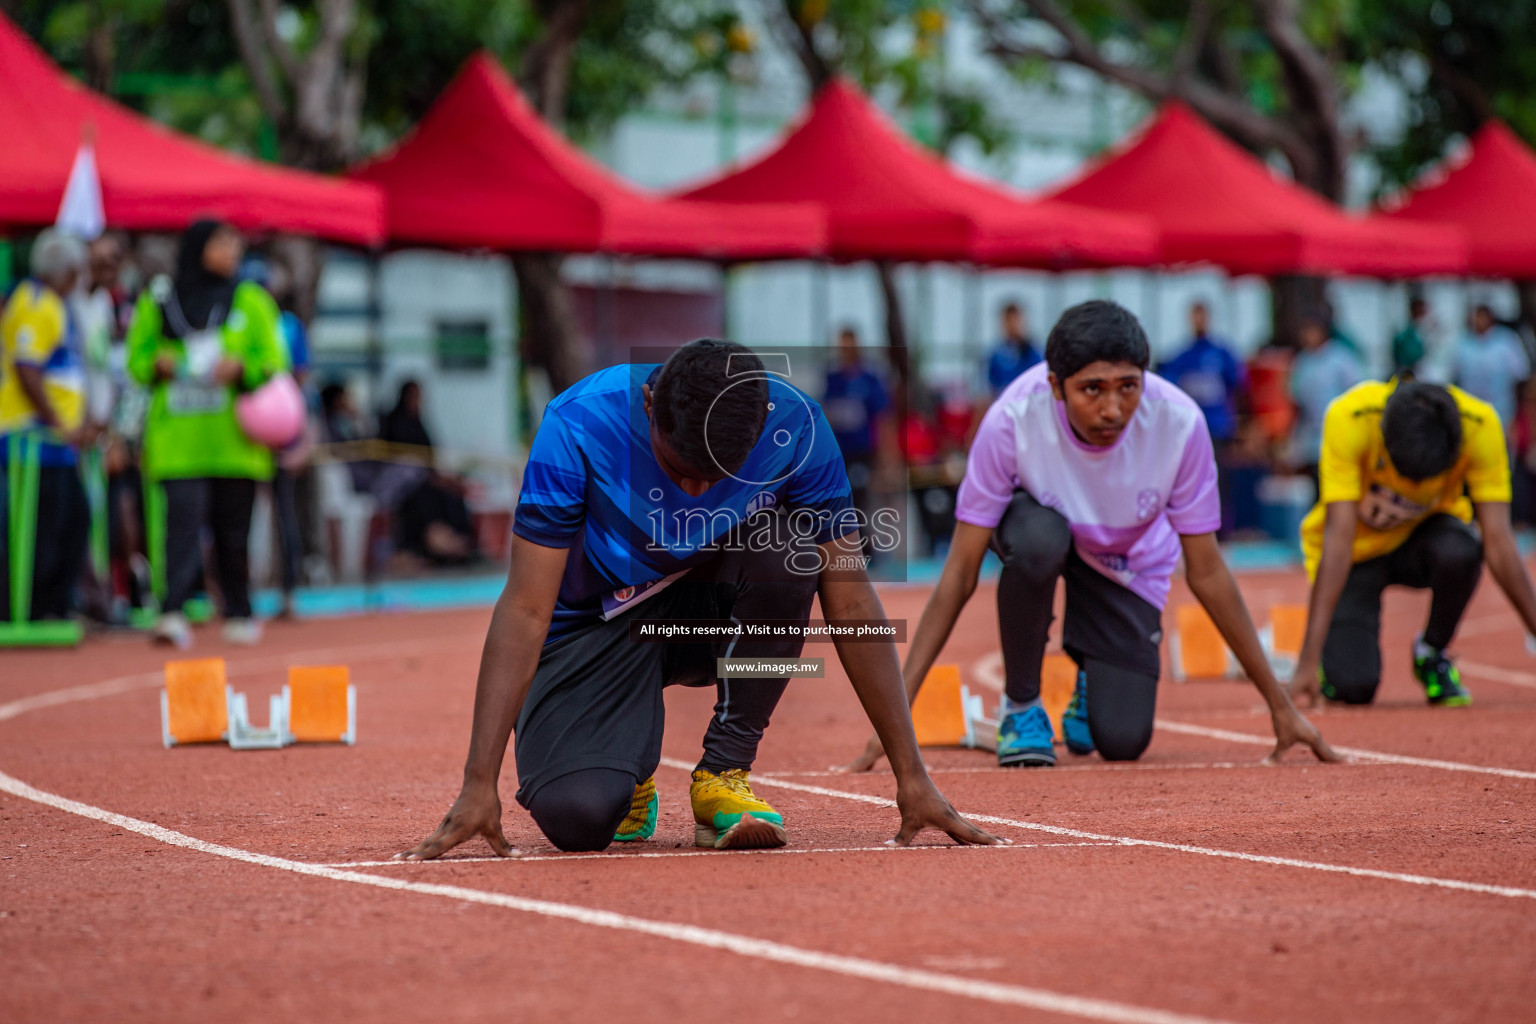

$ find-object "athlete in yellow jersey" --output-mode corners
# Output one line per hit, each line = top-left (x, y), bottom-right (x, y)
(1289, 379), (1536, 706)
(0, 231), (91, 621)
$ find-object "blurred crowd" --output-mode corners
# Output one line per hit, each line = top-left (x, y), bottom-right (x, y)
(6, 221), (1532, 641)
(0, 222), (482, 650)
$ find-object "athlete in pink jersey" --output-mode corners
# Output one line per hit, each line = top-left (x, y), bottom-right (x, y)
(841, 301), (1336, 769)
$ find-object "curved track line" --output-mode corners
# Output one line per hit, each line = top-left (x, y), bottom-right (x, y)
(663, 759), (1536, 900)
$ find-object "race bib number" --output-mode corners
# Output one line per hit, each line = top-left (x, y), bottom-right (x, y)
(166, 381), (228, 416)
(1359, 483), (1428, 531)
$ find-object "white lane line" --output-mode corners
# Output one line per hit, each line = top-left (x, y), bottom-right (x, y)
(769, 762), (1318, 778)
(968, 653), (1536, 777)
(1456, 661), (1536, 690)
(1454, 614), (1521, 639)
(657, 758), (1536, 901)
(0, 770), (1235, 1024)
(323, 842), (1118, 869)
(1154, 719), (1536, 781)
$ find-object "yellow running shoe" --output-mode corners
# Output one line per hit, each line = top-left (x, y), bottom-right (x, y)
(690, 768), (786, 849)
(612, 776), (658, 843)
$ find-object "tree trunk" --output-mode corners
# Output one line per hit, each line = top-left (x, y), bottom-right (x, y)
(1268, 275), (1331, 349)
(875, 261), (910, 420)
(510, 0), (593, 395)
(268, 235), (325, 324)
(1518, 280), (1536, 341)
(513, 253), (589, 394)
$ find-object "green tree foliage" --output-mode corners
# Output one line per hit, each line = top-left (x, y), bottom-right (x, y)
(1357, 0), (1536, 190)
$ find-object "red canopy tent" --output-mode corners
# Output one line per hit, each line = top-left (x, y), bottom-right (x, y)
(675, 78), (1159, 268)
(0, 14), (382, 246)
(1049, 103), (1467, 278)
(1379, 121), (1536, 279)
(348, 54), (825, 260)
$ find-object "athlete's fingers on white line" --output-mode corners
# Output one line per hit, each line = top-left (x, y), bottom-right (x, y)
(485, 827), (515, 857)
(949, 822), (1007, 846)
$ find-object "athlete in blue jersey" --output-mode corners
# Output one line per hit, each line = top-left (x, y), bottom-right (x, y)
(401, 340), (998, 856)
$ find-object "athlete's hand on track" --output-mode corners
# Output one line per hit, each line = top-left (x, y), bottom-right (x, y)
(831, 734), (885, 773)
(890, 778), (1007, 847)
(1266, 705), (1343, 765)
(1286, 665), (1322, 709)
(396, 782), (516, 860)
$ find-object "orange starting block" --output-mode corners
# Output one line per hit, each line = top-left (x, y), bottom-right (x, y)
(912, 655), (1079, 751)
(161, 659), (356, 749)
(911, 664), (968, 746)
(160, 658), (230, 747)
(1170, 604), (1237, 682)
(285, 665), (356, 745)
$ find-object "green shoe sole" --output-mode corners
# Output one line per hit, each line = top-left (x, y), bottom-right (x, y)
(612, 789), (658, 843)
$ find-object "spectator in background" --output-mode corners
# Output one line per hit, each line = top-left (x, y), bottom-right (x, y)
(128, 219), (288, 649)
(1453, 304), (1530, 433)
(0, 231), (91, 622)
(1392, 297), (1431, 379)
(822, 327), (892, 556)
(1158, 301), (1245, 445)
(1159, 301), (1248, 536)
(377, 380), (478, 565)
(321, 381), (364, 444)
(1289, 311), (1363, 484)
(986, 301), (1041, 396)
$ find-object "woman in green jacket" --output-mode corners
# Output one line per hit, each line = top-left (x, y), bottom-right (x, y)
(127, 220), (287, 649)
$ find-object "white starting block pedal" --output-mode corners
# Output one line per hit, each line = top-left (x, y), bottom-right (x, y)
(961, 684), (996, 751)
(227, 688), (289, 750)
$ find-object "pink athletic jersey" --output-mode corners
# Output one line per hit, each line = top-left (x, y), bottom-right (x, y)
(956, 363), (1221, 608)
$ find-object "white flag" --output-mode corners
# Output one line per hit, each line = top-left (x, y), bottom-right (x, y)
(56, 142), (105, 240)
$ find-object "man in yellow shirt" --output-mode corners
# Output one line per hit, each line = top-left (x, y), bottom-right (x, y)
(1290, 379), (1536, 706)
(0, 231), (91, 621)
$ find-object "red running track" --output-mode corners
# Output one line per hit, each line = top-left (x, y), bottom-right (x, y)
(2, 571), (1534, 1023)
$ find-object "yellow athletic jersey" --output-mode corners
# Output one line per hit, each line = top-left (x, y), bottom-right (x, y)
(0, 281), (85, 436)
(1301, 379), (1509, 577)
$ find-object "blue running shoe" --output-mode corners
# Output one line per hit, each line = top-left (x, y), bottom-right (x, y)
(997, 699), (1055, 767)
(1062, 670), (1094, 756)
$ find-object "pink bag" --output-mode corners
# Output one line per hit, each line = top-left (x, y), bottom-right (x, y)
(235, 372), (307, 448)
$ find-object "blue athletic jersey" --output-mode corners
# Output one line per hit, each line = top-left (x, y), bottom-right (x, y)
(514, 363), (856, 643)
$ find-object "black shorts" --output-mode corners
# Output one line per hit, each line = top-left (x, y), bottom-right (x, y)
(512, 580), (721, 807)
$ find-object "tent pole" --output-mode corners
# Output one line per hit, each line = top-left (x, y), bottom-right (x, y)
(814, 260), (830, 345)
(964, 267), (981, 396)
(367, 249), (383, 419)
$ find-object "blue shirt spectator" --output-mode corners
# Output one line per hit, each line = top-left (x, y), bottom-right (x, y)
(1290, 316), (1363, 465)
(986, 301), (1041, 395)
(1158, 302), (1245, 442)
(1453, 305), (1530, 430)
(823, 330), (890, 458)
